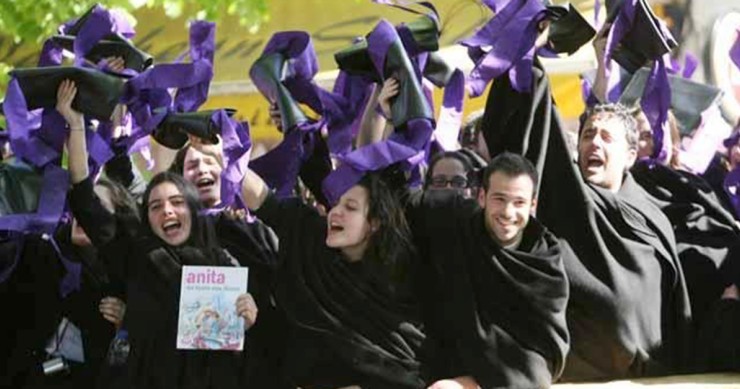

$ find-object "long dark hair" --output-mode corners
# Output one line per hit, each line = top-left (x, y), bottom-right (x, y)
(141, 172), (218, 251)
(356, 173), (416, 287)
(96, 176), (139, 221)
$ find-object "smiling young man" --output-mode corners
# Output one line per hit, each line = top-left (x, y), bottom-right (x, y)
(411, 152), (571, 389)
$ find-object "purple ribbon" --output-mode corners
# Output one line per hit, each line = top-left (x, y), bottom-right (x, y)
(323, 140), (423, 205)
(4, 79), (58, 167)
(43, 233), (81, 298)
(461, 0), (547, 95)
(123, 21), (215, 141)
(212, 110), (252, 208)
(640, 55), (672, 163)
(38, 39), (64, 67)
(434, 69), (465, 151)
(668, 53), (699, 79)
(174, 21), (215, 113)
(326, 71), (374, 156)
(730, 29), (740, 70)
(724, 165), (740, 220)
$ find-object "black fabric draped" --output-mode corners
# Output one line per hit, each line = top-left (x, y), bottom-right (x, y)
(0, 227), (118, 389)
(480, 61), (693, 381)
(68, 177), (282, 389)
(409, 191), (570, 389)
(631, 162), (740, 371)
(254, 192), (426, 389)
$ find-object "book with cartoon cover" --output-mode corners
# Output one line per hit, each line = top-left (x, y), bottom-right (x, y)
(176, 266), (249, 350)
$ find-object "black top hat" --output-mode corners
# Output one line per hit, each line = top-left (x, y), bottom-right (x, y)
(52, 34), (153, 72)
(546, 3), (597, 55)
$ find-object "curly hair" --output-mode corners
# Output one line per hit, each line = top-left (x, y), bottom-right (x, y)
(579, 103), (639, 150)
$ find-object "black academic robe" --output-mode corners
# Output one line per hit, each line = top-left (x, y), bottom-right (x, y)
(480, 61), (693, 381)
(69, 178), (282, 389)
(632, 162), (740, 371)
(254, 192), (426, 389)
(409, 191), (570, 389)
(0, 227), (118, 389)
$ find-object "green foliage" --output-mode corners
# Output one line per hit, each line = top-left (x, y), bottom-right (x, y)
(0, 0), (269, 95)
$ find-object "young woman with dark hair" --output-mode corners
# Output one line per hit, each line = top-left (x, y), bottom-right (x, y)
(233, 154), (425, 388)
(57, 80), (259, 389)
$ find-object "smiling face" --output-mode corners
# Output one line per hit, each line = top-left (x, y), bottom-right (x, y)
(182, 145), (223, 208)
(325, 185), (376, 262)
(147, 181), (193, 246)
(478, 172), (536, 247)
(578, 112), (637, 193)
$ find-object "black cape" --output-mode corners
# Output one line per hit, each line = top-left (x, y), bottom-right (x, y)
(409, 191), (570, 388)
(0, 227), (118, 389)
(69, 178), (282, 389)
(254, 193), (426, 389)
(632, 162), (740, 371)
(480, 61), (694, 381)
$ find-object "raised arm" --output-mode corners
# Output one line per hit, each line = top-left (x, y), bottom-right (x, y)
(590, 23), (611, 104)
(356, 78), (398, 148)
(57, 80), (88, 184)
(241, 168), (270, 211)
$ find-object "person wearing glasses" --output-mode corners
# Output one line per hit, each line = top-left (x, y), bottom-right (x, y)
(424, 151), (477, 199)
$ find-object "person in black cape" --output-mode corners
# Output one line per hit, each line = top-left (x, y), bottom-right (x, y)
(169, 140), (286, 387)
(480, 63), (693, 381)
(233, 156), (426, 388)
(627, 108), (740, 373)
(58, 80), (259, 389)
(411, 152), (570, 389)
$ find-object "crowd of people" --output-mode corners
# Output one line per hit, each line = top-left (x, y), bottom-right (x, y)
(2, 1), (740, 388)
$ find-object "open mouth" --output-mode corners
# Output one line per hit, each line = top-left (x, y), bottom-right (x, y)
(329, 221), (344, 233)
(196, 177), (215, 190)
(162, 220), (182, 236)
(586, 155), (604, 168)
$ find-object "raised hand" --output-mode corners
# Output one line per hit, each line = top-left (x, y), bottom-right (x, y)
(56, 79), (84, 130)
(378, 77), (399, 120)
(104, 56), (126, 73)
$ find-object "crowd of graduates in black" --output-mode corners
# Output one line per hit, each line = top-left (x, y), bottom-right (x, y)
(3, 1), (740, 388)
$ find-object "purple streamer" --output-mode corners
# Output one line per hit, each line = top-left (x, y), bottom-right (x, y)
(434, 69), (465, 151)
(4, 79), (58, 167)
(43, 233), (81, 298)
(640, 56), (671, 163)
(212, 110), (252, 208)
(730, 29), (740, 70)
(461, 0), (547, 95)
(174, 21), (215, 112)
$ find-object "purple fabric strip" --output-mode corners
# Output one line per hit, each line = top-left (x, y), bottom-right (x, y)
(326, 71), (372, 156)
(4, 79), (59, 167)
(594, 0), (602, 27)
(640, 56), (671, 163)
(73, 5), (117, 67)
(38, 39), (64, 67)
(212, 110), (252, 208)
(174, 21), (215, 113)
(461, 0), (547, 95)
(434, 69), (464, 151)
(682, 52), (699, 79)
(730, 29), (740, 70)
(43, 233), (81, 298)
(724, 165), (740, 220)
(250, 129), (305, 198)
